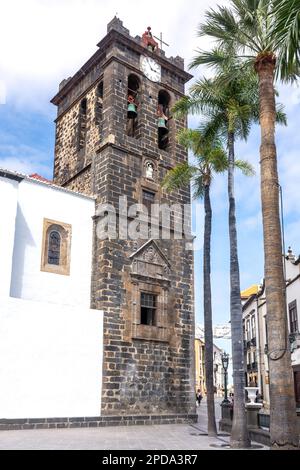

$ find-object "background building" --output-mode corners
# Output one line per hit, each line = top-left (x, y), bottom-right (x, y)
(213, 344), (224, 397)
(241, 284), (260, 389)
(195, 325), (225, 396)
(195, 337), (205, 394)
(242, 248), (300, 410)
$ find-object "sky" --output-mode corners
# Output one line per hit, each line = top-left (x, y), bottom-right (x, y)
(1, 0), (300, 361)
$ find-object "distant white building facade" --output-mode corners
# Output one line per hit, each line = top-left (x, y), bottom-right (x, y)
(195, 325), (225, 396)
(242, 248), (300, 410)
(213, 344), (224, 397)
(0, 169), (104, 419)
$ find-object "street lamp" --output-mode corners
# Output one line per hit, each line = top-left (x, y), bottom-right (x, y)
(221, 352), (230, 404)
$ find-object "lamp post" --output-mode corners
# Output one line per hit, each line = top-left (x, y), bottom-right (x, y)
(221, 352), (230, 404)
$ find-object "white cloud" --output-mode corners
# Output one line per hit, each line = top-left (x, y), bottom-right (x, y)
(284, 220), (300, 253)
(242, 213), (261, 231)
(0, 81), (6, 105)
(0, 0), (228, 111)
(277, 113), (300, 218)
(280, 152), (300, 217)
(0, 144), (52, 177)
(277, 83), (300, 113)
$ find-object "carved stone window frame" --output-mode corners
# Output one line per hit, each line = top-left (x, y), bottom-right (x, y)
(133, 157), (160, 209)
(131, 279), (169, 342)
(129, 240), (171, 342)
(41, 218), (72, 276)
(144, 158), (157, 181)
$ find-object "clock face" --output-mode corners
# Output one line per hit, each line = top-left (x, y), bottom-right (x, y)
(140, 56), (161, 82)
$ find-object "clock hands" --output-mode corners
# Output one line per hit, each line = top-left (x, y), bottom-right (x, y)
(148, 63), (156, 72)
(146, 59), (158, 73)
(141, 56), (160, 81)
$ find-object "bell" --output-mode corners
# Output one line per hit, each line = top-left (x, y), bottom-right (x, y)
(158, 117), (168, 135)
(127, 103), (137, 119)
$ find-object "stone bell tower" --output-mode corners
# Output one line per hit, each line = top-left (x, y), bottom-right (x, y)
(51, 17), (196, 421)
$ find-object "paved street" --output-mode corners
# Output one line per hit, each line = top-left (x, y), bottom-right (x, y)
(0, 399), (266, 450)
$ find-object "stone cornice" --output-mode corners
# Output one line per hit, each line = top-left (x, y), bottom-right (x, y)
(57, 139), (178, 189)
(54, 75), (104, 122)
(51, 29), (192, 106)
(51, 51), (106, 106)
(287, 273), (300, 287)
(130, 272), (171, 286)
(97, 29), (192, 81)
(95, 139), (189, 173)
(96, 139), (161, 161)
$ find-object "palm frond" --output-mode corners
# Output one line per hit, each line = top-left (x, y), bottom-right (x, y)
(190, 48), (236, 71)
(275, 102), (287, 125)
(193, 0), (299, 83)
(171, 96), (199, 119)
(232, 0), (266, 49)
(198, 6), (240, 46)
(162, 162), (198, 192)
(166, 125), (229, 199)
(192, 175), (206, 199)
(176, 128), (204, 154)
(272, 0), (300, 79)
(207, 147), (229, 173)
(198, 112), (227, 143)
(234, 159), (255, 176)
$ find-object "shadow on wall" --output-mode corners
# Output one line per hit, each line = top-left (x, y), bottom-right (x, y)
(10, 203), (36, 298)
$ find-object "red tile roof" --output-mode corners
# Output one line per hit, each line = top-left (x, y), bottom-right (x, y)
(29, 173), (52, 183)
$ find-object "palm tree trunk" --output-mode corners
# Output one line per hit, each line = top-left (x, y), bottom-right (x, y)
(255, 56), (298, 449)
(203, 183), (217, 436)
(228, 132), (250, 448)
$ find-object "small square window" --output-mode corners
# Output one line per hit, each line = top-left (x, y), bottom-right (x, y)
(140, 292), (157, 326)
(142, 190), (155, 214)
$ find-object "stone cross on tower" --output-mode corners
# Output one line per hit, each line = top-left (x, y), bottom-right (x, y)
(153, 32), (170, 50)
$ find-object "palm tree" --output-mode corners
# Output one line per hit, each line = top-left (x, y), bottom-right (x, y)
(173, 70), (264, 448)
(272, 0), (300, 76)
(163, 129), (228, 436)
(193, 0), (299, 449)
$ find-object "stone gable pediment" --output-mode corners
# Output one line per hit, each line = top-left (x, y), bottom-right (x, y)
(130, 240), (170, 280)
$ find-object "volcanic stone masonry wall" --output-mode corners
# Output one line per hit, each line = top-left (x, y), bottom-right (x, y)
(52, 18), (195, 417)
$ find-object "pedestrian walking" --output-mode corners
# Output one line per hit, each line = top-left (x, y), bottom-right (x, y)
(196, 389), (203, 406)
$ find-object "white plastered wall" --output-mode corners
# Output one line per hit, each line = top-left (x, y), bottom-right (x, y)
(0, 297), (103, 418)
(0, 175), (104, 418)
(9, 179), (94, 307)
(0, 176), (19, 298)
